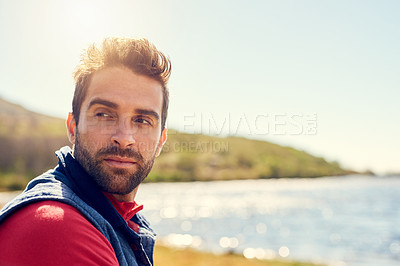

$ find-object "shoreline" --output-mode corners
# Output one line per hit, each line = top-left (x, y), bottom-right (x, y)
(154, 244), (324, 266)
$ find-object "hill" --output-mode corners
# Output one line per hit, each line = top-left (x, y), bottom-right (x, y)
(0, 97), (351, 190)
(148, 130), (348, 182)
(0, 98), (66, 137)
(0, 98), (70, 190)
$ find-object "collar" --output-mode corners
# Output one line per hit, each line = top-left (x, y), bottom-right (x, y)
(102, 192), (144, 222)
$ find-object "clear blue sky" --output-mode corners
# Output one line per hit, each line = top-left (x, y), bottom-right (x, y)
(1, 0), (399, 174)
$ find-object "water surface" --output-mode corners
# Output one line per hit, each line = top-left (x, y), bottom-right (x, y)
(137, 175), (400, 266)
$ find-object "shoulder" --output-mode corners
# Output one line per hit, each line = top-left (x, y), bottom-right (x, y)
(1, 200), (95, 233)
(0, 200), (118, 265)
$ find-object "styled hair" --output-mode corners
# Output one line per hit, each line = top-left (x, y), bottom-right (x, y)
(72, 37), (171, 130)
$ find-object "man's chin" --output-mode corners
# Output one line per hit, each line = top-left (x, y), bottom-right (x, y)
(108, 168), (132, 176)
(93, 170), (140, 193)
(97, 160), (136, 176)
(97, 179), (138, 195)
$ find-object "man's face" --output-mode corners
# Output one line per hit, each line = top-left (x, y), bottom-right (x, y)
(67, 67), (166, 199)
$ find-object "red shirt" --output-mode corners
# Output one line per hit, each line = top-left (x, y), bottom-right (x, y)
(0, 194), (143, 265)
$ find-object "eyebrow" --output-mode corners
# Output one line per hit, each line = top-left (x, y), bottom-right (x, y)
(88, 97), (160, 121)
(88, 98), (118, 109)
(136, 109), (160, 121)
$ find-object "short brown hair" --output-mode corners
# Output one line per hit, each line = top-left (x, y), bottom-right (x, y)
(72, 37), (171, 130)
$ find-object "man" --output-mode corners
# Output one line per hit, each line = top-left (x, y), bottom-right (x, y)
(0, 37), (171, 265)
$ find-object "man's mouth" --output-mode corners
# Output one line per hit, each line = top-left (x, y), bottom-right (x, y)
(103, 156), (137, 168)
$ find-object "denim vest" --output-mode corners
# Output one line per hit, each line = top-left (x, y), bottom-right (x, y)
(0, 146), (156, 266)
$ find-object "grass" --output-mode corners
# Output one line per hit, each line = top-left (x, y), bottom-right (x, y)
(154, 245), (324, 266)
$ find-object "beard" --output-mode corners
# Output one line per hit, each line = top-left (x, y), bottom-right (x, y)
(73, 129), (155, 195)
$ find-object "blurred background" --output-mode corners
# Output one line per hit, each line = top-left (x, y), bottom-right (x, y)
(0, 1), (399, 265)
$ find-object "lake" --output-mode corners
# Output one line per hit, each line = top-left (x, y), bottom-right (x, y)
(1, 175), (398, 266)
(136, 175), (400, 266)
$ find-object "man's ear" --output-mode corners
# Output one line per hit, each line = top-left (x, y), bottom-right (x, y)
(155, 128), (167, 157)
(66, 112), (76, 144)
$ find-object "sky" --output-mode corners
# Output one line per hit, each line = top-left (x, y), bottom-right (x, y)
(0, 0), (399, 174)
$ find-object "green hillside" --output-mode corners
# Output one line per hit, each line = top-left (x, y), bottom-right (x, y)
(0, 97), (351, 190)
(0, 98), (67, 137)
(0, 98), (70, 190)
(148, 130), (348, 182)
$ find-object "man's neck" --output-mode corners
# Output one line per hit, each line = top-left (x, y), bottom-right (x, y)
(110, 186), (139, 202)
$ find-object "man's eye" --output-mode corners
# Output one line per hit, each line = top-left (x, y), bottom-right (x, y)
(135, 117), (151, 125)
(96, 113), (112, 118)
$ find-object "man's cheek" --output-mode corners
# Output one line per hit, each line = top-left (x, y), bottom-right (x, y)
(80, 118), (119, 136)
(77, 133), (105, 152)
(137, 140), (158, 155)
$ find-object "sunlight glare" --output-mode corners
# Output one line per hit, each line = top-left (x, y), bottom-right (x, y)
(180, 220), (192, 231)
(256, 223), (267, 234)
(390, 242), (400, 254)
(278, 246), (290, 258)
(59, 0), (111, 41)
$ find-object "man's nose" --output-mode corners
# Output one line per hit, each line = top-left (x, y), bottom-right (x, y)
(111, 117), (136, 148)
